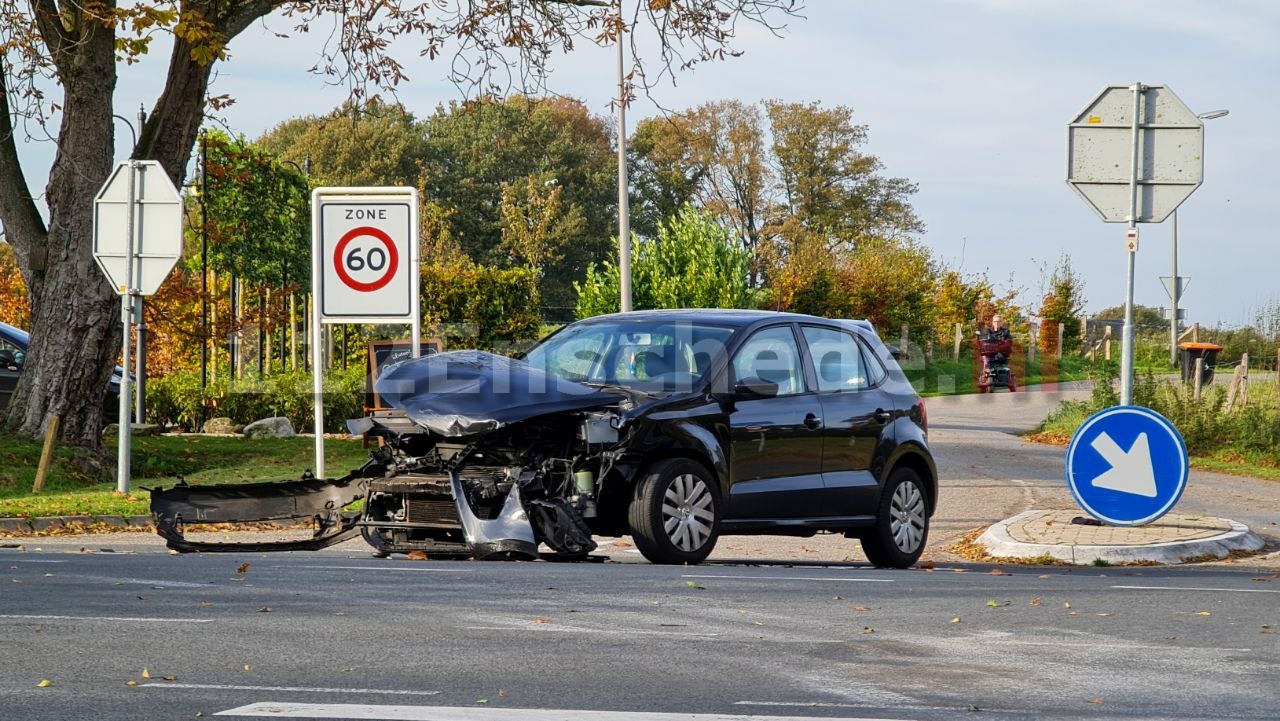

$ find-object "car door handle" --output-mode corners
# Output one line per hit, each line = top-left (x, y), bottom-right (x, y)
(803, 413), (823, 430)
(874, 409), (893, 423)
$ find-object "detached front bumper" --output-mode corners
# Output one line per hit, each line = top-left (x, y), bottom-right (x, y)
(149, 471), (539, 560)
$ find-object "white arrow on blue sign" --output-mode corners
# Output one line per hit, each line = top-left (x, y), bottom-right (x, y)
(1065, 405), (1189, 526)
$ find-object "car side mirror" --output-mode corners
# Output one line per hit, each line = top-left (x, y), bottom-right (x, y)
(734, 376), (779, 399)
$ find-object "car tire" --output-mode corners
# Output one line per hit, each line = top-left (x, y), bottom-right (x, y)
(860, 466), (929, 569)
(628, 458), (721, 565)
(361, 526), (393, 558)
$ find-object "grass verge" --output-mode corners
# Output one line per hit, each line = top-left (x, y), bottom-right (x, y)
(0, 434), (371, 518)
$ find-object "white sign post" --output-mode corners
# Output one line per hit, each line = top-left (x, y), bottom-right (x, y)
(311, 187), (420, 477)
(1067, 84), (1204, 405)
(92, 160), (184, 493)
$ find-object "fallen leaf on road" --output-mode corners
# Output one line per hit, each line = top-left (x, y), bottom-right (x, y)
(1068, 611), (1079, 616)
(234, 563), (250, 574)
(1063, 602), (1071, 609)
(1038, 574), (1052, 579)
(200, 601), (213, 608)
(406, 551), (429, 560)
(861, 626), (874, 634)
(752, 621), (765, 626)
(476, 699), (489, 705)
(1260, 625), (1273, 634)
(985, 600), (1008, 607)
(832, 595), (843, 601)
(1029, 597), (1042, 607)
(1087, 698), (1104, 705)
(163, 675), (176, 681)
(125, 680), (138, 686)
(1195, 611), (1212, 616)
(243, 664), (252, 671)
(951, 617), (962, 623)
(531, 617), (552, 625)
(37, 679), (52, 688)
(685, 581), (706, 590)
(498, 689), (505, 697)
(141, 668), (151, 679)
(989, 569), (1011, 576)
(258, 607), (272, 613)
(853, 605), (871, 612)
(1096, 613), (1111, 617)
(919, 560), (935, 571)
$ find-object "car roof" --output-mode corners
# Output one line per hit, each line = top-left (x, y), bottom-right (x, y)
(574, 309), (834, 327)
(0, 321), (29, 346)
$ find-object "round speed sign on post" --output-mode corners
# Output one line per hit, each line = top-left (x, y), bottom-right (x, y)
(315, 188), (419, 322)
(310, 187), (421, 479)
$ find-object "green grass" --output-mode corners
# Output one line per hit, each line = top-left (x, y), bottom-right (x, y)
(0, 434), (371, 519)
(903, 353), (1097, 397)
(1035, 371), (1280, 480)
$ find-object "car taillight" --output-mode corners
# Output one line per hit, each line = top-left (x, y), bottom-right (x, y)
(917, 398), (927, 432)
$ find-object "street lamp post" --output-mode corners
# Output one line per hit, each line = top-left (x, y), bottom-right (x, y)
(616, 5), (632, 313)
(1169, 108), (1228, 367)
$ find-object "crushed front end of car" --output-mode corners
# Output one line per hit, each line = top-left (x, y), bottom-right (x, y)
(150, 350), (632, 560)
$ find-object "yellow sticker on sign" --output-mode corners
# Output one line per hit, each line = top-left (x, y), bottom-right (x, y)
(1088, 116), (1102, 124)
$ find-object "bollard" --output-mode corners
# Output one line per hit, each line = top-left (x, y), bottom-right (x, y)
(953, 323), (962, 362)
(32, 415), (60, 494)
(1193, 357), (1204, 401)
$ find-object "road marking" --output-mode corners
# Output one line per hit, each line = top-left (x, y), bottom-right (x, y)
(1112, 584), (1280, 595)
(68, 574), (212, 589)
(2, 558), (68, 563)
(0, 614), (212, 623)
(215, 703), (911, 720)
(143, 683), (440, 696)
(737, 701), (971, 714)
(463, 625), (721, 638)
(681, 574), (894, 583)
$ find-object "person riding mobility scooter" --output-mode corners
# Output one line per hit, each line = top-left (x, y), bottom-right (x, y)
(978, 315), (1016, 393)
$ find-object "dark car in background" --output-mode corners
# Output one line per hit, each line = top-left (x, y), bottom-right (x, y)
(0, 321), (123, 422)
(153, 310), (937, 568)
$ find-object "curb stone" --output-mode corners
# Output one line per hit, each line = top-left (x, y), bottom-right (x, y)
(977, 510), (1266, 565)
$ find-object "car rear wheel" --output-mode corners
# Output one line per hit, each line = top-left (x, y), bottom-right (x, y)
(629, 459), (720, 565)
(860, 467), (929, 568)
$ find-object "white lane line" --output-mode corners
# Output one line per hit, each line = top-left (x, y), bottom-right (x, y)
(737, 701), (971, 713)
(0, 614), (212, 623)
(292, 566), (473, 573)
(215, 703), (910, 720)
(2, 559), (68, 563)
(1112, 585), (1280, 595)
(681, 574), (894, 583)
(463, 625), (721, 638)
(143, 683), (440, 696)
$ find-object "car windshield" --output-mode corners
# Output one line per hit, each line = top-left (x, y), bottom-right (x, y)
(523, 319), (737, 393)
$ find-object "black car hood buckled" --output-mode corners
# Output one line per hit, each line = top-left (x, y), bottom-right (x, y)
(375, 350), (623, 437)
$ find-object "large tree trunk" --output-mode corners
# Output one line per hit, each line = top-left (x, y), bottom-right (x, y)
(3, 11), (121, 449)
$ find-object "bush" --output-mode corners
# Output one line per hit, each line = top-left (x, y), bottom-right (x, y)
(147, 365), (366, 433)
(420, 264), (541, 353)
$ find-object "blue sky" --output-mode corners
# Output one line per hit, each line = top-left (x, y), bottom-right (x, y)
(18, 0), (1280, 327)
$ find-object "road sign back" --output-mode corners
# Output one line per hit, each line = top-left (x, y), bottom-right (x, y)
(1067, 85), (1203, 224)
(1066, 405), (1188, 526)
(92, 160), (184, 295)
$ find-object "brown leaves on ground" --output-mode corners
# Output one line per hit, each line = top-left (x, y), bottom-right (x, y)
(989, 569), (1012, 576)
(406, 550), (429, 560)
(531, 617), (552, 625)
(234, 562), (250, 574)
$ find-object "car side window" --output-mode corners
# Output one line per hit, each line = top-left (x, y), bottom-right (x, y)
(859, 337), (888, 386)
(732, 326), (805, 396)
(801, 326), (868, 392)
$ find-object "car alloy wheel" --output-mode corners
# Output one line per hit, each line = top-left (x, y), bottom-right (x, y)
(629, 458), (721, 565)
(889, 478), (927, 554)
(662, 472), (716, 552)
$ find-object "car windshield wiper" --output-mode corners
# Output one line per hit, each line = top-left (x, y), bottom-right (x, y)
(579, 380), (662, 399)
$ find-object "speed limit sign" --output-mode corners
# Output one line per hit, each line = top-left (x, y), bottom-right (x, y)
(313, 188), (419, 322)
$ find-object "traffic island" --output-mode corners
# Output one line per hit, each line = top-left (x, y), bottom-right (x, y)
(976, 509), (1265, 565)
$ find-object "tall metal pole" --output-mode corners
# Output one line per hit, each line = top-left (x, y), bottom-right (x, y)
(1170, 209), (1179, 367)
(134, 106), (148, 425)
(117, 161), (138, 493)
(1121, 82), (1143, 406)
(200, 134), (209, 393)
(617, 11), (632, 313)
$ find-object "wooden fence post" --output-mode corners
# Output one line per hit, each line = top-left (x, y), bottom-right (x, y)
(1057, 323), (1065, 361)
(1193, 357), (1204, 401)
(952, 323), (962, 362)
(32, 415), (60, 494)
(900, 325), (909, 361)
(1103, 325), (1113, 361)
(1028, 328), (1037, 364)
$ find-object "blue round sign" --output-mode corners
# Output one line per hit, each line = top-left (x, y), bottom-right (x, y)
(1065, 405), (1188, 526)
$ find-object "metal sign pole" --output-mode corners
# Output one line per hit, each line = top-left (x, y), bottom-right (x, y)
(116, 161), (138, 494)
(311, 190), (325, 479)
(1120, 83), (1143, 406)
(1170, 211), (1179, 367)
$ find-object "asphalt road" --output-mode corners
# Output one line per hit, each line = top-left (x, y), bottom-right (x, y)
(2, 387), (1278, 721)
(1, 551), (1277, 721)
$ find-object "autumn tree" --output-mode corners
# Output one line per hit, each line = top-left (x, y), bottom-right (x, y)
(257, 101), (426, 188)
(0, 242), (29, 328)
(0, 0), (803, 449)
(1038, 253), (1087, 354)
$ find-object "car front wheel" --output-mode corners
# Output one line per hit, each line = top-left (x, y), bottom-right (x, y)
(629, 459), (721, 565)
(860, 467), (929, 568)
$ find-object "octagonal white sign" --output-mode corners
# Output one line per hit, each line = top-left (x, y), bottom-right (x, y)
(1067, 85), (1203, 223)
(92, 160), (184, 295)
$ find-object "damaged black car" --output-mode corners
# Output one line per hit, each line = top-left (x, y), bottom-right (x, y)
(151, 310), (937, 568)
